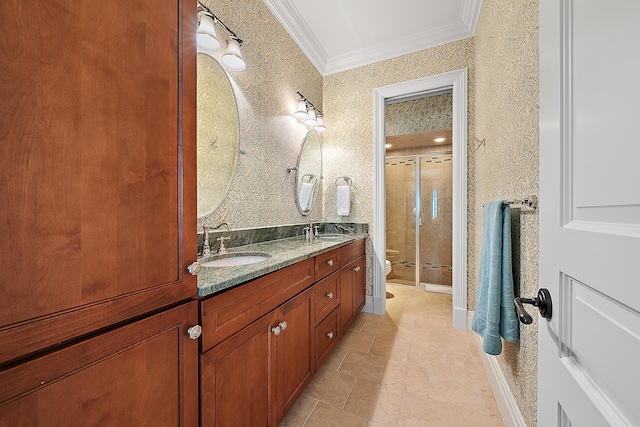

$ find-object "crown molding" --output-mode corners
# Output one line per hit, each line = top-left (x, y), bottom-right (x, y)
(264, 0), (483, 76)
(262, 0), (327, 75)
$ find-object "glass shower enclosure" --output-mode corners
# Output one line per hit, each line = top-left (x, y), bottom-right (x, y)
(385, 152), (453, 291)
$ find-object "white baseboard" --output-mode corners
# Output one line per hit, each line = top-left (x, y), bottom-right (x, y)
(468, 312), (527, 427)
(362, 295), (384, 315)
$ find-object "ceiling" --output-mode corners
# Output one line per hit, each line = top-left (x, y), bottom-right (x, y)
(263, 0), (483, 76)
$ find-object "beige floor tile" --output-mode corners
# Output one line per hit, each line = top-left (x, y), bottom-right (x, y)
(304, 402), (368, 427)
(282, 284), (504, 427)
(278, 395), (318, 427)
(457, 406), (504, 427)
(302, 367), (356, 408)
(426, 373), (488, 414)
(406, 342), (452, 373)
(450, 352), (486, 382)
(338, 350), (387, 382)
(396, 392), (459, 427)
(321, 346), (349, 370)
(345, 378), (402, 425)
(340, 330), (376, 353)
(427, 330), (472, 355)
(370, 336), (411, 363)
(380, 359), (430, 397)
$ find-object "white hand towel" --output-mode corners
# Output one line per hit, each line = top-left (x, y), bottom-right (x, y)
(337, 185), (351, 216)
(299, 182), (315, 211)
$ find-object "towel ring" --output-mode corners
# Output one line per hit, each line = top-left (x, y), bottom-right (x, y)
(302, 174), (317, 184)
(335, 176), (352, 187)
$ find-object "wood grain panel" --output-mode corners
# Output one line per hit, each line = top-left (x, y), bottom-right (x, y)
(200, 259), (314, 352)
(0, 301), (199, 426)
(0, 0), (197, 361)
(313, 270), (340, 325)
(200, 312), (275, 427)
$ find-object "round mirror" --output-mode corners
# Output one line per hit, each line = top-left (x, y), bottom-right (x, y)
(295, 130), (322, 215)
(197, 53), (239, 219)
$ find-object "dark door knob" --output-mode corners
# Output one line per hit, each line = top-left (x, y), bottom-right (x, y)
(514, 288), (552, 324)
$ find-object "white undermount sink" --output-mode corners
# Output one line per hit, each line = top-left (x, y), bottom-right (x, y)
(200, 252), (271, 268)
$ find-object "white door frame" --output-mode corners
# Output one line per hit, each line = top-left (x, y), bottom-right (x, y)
(372, 69), (468, 330)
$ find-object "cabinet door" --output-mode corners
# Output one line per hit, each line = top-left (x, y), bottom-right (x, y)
(201, 313), (277, 427)
(0, 0), (197, 365)
(275, 287), (314, 423)
(340, 263), (355, 330)
(352, 255), (366, 314)
(0, 301), (199, 427)
(340, 255), (366, 331)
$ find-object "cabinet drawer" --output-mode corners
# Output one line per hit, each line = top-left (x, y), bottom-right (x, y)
(315, 306), (340, 368)
(340, 238), (365, 267)
(314, 271), (340, 325)
(315, 248), (340, 280)
(200, 258), (314, 352)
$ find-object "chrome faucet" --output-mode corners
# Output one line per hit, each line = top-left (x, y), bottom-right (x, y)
(211, 222), (231, 253)
(202, 226), (212, 256)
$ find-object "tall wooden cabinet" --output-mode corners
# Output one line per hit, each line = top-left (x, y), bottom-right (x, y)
(0, 0), (199, 423)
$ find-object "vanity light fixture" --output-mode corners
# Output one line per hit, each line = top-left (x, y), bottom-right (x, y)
(294, 91), (327, 131)
(197, 1), (246, 71)
(314, 114), (326, 132)
(304, 109), (317, 127)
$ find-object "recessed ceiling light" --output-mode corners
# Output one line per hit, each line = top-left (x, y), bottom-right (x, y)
(434, 137), (446, 143)
(385, 143), (392, 148)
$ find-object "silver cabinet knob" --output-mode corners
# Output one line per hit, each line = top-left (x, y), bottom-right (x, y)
(187, 262), (201, 276)
(279, 321), (288, 331)
(327, 259), (334, 266)
(326, 332), (334, 339)
(272, 325), (281, 336)
(187, 325), (202, 340)
(354, 266), (360, 272)
(326, 292), (334, 299)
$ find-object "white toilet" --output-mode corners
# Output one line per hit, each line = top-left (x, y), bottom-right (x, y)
(385, 260), (392, 276)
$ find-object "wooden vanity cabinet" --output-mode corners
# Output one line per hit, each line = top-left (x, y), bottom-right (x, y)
(339, 239), (367, 331)
(199, 261), (315, 427)
(0, 0), (198, 367)
(199, 239), (366, 426)
(0, 301), (199, 427)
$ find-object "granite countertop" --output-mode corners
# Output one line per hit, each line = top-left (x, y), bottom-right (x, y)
(196, 233), (367, 297)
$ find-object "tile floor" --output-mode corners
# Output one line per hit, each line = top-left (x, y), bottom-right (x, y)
(278, 283), (505, 427)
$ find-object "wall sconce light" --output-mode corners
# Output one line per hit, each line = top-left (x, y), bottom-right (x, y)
(197, 1), (246, 71)
(294, 92), (327, 132)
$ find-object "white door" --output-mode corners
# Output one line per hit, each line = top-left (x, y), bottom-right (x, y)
(539, 1), (640, 426)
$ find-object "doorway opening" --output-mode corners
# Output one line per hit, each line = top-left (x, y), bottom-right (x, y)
(385, 91), (453, 293)
(372, 69), (468, 330)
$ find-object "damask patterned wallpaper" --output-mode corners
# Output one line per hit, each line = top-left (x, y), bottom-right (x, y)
(385, 93), (453, 137)
(197, 0), (323, 230)
(321, 39), (476, 300)
(474, 0), (539, 425)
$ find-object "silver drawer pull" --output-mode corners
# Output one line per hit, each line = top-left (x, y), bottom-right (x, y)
(326, 332), (334, 339)
(187, 325), (202, 340)
(272, 326), (281, 336)
(279, 321), (288, 331)
(326, 259), (334, 266)
(353, 266), (360, 272)
(326, 292), (334, 298)
(187, 262), (201, 276)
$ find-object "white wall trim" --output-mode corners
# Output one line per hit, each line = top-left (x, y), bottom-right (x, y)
(373, 69), (468, 327)
(468, 312), (527, 427)
(264, 0), (483, 76)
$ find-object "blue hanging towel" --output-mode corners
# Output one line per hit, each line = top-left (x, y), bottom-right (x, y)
(472, 200), (520, 355)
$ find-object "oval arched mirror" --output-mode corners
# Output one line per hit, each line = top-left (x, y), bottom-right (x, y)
(197, 53), (239, 219)
(295, 129), (322, 215)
